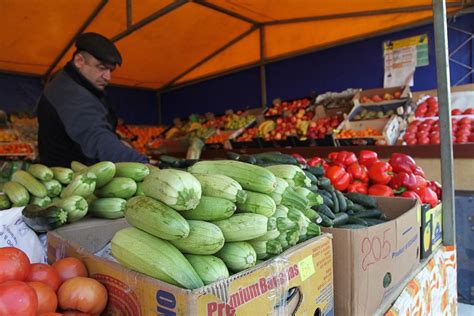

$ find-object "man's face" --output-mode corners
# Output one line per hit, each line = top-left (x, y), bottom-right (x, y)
(73, 52), (116, 90)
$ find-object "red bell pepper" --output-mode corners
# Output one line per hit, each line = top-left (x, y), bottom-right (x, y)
(347, 181), (368, 194)
(415, 175), (428, 191)
(417, 187), (438, 208)
(328, 151), (357, 167)
(307, 156), (329, 171)
(368, 161), (393, 185)
(346, 163), (369, 183)
(368, 184), (394, 197)
(326, 165), (351, 191)
(428, 181), (442, 200)
(413, 166), (426, 178)
(291, 153), (307, 165)
(401, 190), (422, 203)
(389, 153), (417, 174)
(389, 172), (417, 193)
(358, 150), (378, 168)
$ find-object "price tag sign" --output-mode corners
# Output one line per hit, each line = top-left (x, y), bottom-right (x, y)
(298, 255), (315, 281)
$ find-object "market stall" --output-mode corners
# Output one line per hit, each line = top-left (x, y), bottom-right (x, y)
(0, 0), (472, 315)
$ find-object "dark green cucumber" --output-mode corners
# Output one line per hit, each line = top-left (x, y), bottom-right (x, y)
(348, 216), (369, 226)
(318, 177), (333, 191)
(346, 210), (354, 216)
(226, 152), (240, 160)
(304, 171), (318, 184)
(331, 191), (339, 213)
(348, 203), (367, 213)
(345, 192), (377, 208)
(365, 218), (387, 226)
(317, 191), (334, 209)
(313, 204), (335, 220)
(336, 191), (347, 212)
(307, 166), (325, 177)
(339, 224), (366, 229)
(353, 209), (384, 219)
(159, 155), (185, 168)
(251, 152), (298, 165)
(317, 212), (333, 227)
(346, 199), (354, 209)
(332, 212), (349, 227)
(22, 204), (68, 233)
(308, 185), (319, 193)
(238, 155), (257, 164)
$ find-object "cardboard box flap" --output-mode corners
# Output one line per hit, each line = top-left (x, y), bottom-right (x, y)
(376, 197), (418, 220)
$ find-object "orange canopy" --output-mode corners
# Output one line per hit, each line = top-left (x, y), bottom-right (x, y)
(0, 0), (467, 90)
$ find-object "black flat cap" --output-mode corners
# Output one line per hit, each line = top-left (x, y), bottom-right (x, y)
(75, 32), (122, 66)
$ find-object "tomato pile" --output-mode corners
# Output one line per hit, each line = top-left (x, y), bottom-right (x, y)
(0, 247), (108, 316)
(302, 150), (441, 207)
(415, 96), (474, 117)
(404, 117), (473, 144)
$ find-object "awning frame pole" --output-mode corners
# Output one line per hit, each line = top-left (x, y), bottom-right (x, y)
(259, 26), (267, 108)
(432, 0), (456, 246)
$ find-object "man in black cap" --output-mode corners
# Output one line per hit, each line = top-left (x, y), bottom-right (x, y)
(37, 32), (148, 167)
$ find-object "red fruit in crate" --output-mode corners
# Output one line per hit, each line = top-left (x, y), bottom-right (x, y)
(418, 137), (430, 145)
(406, 124), (418, 133)
(394, 91), (402, 99)
(463, 108), (474, 115)
(406, 138), (417, 145)
(430, 136), (440, 144)
(451, 108), (462, 115)
(425, 111), (437, 117)
(415, 103), (428, 117)
(371, 95), (383, 102)
(456, 136), (468, 143)
(459, 117), (471, 126)
(469, 134), (474, 142)
(426, 97), (438, 105)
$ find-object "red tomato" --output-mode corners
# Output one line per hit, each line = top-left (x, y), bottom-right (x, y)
(28, 282), (58, 314)
(459, 117), (471, 126)
(406, 138), (417, 145)
(57, 277), (107, 315)
(0, 247), (30, 283)
(62, 312), (91, 316)
(38, 313), (64, 316)
(430, 137), (440, 144)
(26, 264), (61, 292)
(451, 108), (462, 115)
(0, 281), (38, 316)
(468, 134), (474, 142)
(53, 258), (88, 284)
(406, 125), (418, 133)
(463, 108), (474, 115)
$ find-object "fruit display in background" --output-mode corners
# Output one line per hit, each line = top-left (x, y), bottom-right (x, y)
(352, 108), (396, 121)
(265, 98), (311, 117)
(0, 143), (34, 156)
(359, 90), (402, 104)
(0, 130), (17, 142)
(127, 126), (167, 154)
(414, 96), (474, 118)
(335, 128), (382, 138)
(403, 117), (473, 144)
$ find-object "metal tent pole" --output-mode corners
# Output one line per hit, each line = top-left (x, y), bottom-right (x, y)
(432, 0), (456, 246)
(259, 26), (267, 107)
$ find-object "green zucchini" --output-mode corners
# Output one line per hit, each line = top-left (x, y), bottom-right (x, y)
(300, 207), (322, 224)
(27, 164), (54, 181)
(31, 196), (52, 208)
(251, 152), (298, 165)
(3, 181), (30, 206)
(170, 220), (225, 255)
(89, 198), (126, 219)
(71, 161), (87, 172)
(181, 196), (236, 221)
(22, 204), (68, 232)
(42, 179), (62, 198)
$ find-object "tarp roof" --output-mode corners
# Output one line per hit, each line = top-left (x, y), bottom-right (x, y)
(0, 0), (469, 90)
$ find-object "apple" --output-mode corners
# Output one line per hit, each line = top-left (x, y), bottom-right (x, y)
(463, 108), (474, 115)
(451, 108), (462, 115)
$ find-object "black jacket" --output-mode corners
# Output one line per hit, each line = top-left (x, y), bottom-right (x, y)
(37, 62), (148, 167)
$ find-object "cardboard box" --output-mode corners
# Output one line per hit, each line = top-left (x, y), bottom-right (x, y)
(420, 203), (443, 259)
(333, 115), (401, 146)
(353, 86), (411, 107)
(321, 197), (421, 316)
(48, 219), (334, 316)
(345, 99), (410, 122)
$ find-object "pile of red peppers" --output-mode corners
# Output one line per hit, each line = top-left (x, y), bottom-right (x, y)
(299, 150), (441, 207)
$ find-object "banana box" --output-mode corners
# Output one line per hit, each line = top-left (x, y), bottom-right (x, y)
(48, 218), (334, 315)
(420, 203), (443, 259)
